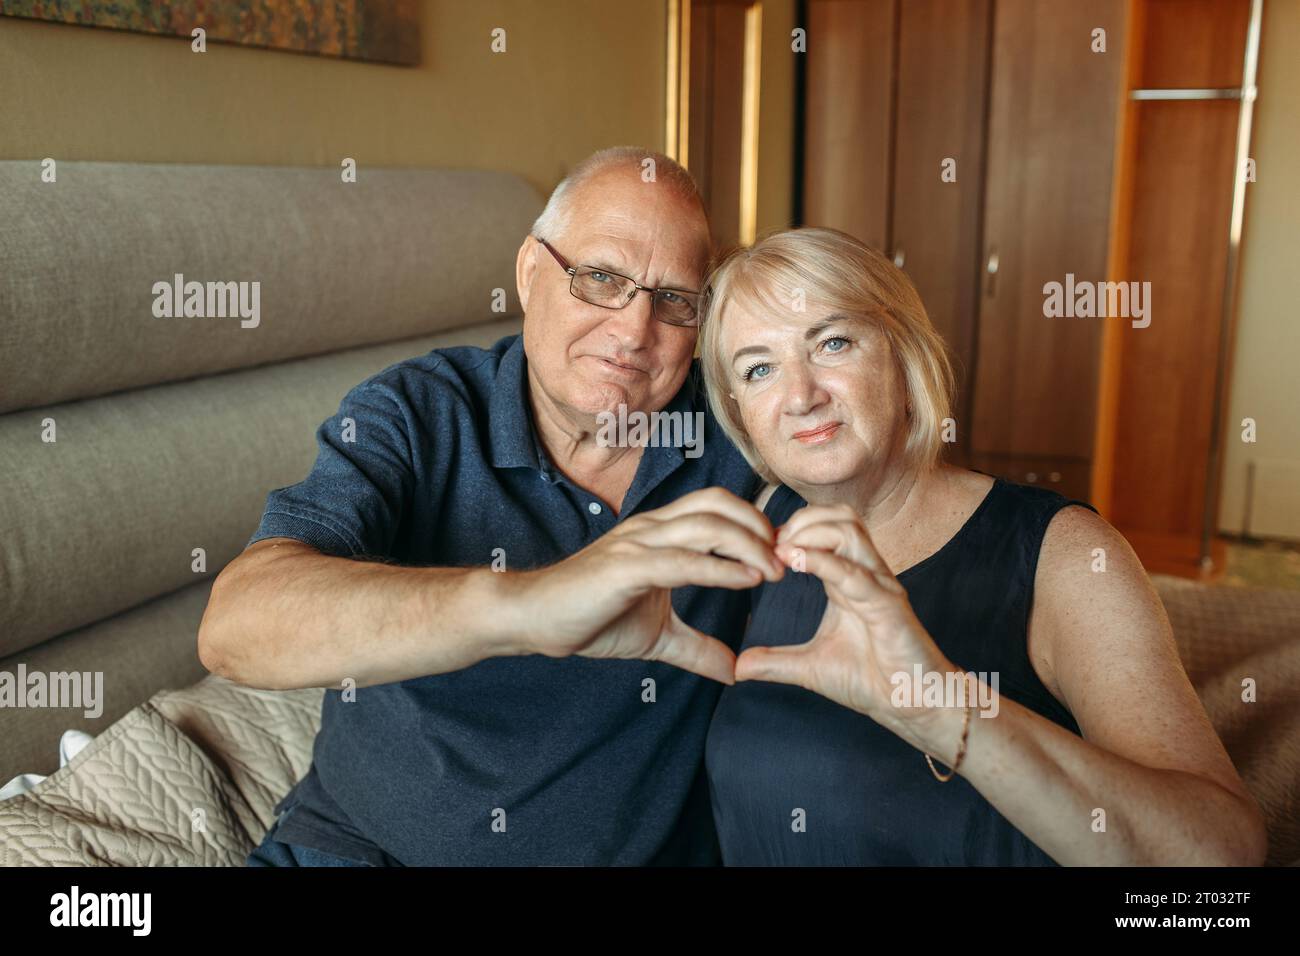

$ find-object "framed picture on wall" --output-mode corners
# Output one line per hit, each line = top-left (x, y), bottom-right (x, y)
(0, 0), (420, 65)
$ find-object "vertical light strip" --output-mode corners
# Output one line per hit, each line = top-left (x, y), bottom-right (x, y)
(1228, 1), (1263, 257)
(1200, 0), (1264, 569)
(665, 0), (691, 164)
(739, 2), (763, 245)
(666, 0), (680, 158)
(679, 0), (692, 169)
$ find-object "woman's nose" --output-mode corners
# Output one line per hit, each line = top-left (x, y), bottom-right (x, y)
(781, 361), (826, 414)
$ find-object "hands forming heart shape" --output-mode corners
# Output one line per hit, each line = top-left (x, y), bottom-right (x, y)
(737, 502), (960, 737)
(520, 488), (961, 738)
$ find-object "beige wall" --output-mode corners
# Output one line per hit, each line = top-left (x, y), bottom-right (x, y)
(1218, 0), (1300, 539)
(0, 0), (797, 262)
(0, 0), (796, 228)
(0, 1), (669, 200)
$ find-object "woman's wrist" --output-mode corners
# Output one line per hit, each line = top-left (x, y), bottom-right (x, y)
(885, 661), (978, 761)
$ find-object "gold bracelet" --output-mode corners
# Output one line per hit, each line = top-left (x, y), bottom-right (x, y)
(924, 702), (972, 783)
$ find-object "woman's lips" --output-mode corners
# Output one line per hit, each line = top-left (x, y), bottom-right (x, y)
(792, 422), (841, 444)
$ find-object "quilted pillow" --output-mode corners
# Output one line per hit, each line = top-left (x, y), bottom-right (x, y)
(0, 676), (322, 866)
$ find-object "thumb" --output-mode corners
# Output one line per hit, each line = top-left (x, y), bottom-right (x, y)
(653, 609), (738, 685)
(734, 643), (817, 690)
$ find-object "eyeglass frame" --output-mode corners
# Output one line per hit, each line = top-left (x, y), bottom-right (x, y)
(534, 236), (702, 328)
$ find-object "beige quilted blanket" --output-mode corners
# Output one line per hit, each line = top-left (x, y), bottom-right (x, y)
(0, 677), (322, 866)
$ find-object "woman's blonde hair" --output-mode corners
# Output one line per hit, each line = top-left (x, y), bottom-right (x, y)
(699, 226), (956, 485)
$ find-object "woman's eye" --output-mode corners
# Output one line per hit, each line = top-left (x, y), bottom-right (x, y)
(821, 336), (850, 353)
(741, 362), (770, 382)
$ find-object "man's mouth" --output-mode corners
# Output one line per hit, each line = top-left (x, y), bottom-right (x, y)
(588, 355), (647, 376)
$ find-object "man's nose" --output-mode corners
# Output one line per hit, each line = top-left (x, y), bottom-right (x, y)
(602, 288), (657, 347)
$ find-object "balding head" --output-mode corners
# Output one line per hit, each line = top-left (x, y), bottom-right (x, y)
(531, 146), (712, 277)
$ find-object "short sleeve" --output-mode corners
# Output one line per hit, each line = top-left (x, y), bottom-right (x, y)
(247, 380), (415, 558)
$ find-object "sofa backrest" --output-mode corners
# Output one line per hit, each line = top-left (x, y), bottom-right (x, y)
(0, 161), (541, 779)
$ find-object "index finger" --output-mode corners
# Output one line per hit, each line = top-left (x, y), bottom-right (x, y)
(775, 503), (863, 543)
(644, 486), (775, 544)
(778, 521), (895, 584)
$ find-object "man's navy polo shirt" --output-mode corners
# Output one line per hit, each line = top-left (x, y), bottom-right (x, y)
(245, 332), (761, 865)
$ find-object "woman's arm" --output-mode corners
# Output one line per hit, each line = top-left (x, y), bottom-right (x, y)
(912, 506), (1268, 866)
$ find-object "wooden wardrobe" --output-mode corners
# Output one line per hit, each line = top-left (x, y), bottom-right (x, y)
(800, 0), (1258, 577)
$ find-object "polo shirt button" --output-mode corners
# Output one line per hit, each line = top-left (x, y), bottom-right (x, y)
(588, 502), (602, 515)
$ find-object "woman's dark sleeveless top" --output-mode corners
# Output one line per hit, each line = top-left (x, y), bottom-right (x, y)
(704, 475), (1096, 865)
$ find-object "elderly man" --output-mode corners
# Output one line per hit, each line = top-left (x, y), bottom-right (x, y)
(198, 146), (782, 866)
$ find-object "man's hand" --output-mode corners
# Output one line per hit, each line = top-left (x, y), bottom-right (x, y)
(511, 487), (784, 683)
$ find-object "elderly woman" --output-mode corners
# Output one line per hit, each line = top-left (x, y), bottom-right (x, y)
(698, 226), (1267, 866)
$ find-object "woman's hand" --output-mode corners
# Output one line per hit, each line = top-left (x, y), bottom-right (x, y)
(734, 503), (965, 747)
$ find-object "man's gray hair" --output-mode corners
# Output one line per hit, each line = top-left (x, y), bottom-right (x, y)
(529, 146), (709, 246)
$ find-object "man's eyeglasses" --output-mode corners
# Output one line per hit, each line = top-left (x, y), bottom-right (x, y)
(535, 236), (701, 328)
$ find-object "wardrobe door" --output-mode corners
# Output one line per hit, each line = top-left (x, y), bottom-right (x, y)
(970, 0), (1128, 499)
(802, 0), (895, 252)
(891, 0), (991, 467)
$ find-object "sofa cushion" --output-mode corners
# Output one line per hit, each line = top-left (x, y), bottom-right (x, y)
(0, 161), (541, 415)
(0, 579), (213, 785)
(1153, 575), (1300, 866)
(0, 318), (521, 657)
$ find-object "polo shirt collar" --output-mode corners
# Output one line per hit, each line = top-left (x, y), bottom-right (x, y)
(487, 334), (544, 471)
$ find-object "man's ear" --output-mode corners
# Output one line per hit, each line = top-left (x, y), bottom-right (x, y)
(516, 235), (538, 313)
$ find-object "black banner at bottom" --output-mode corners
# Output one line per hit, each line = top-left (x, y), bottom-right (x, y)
(0, 865), (1292, 941)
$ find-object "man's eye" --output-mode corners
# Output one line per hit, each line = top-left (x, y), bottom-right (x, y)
(659, 291), (685, 305)
(742, 362), (770, 382)
(589, 271), (613, 283)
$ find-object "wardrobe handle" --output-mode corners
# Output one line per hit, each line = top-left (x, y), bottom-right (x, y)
(892, 246), (906, 269)
(985, 249), (999, 297)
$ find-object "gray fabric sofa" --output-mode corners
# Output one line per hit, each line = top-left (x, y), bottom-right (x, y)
(0, 160), (539, 785)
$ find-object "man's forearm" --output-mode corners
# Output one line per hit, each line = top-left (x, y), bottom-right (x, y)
(198, 540), (526, 690)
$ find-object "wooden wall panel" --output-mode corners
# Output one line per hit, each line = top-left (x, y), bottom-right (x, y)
(971, 0), (1127, 467)
(892, 0), (991, 466)
(802, 0), (894, 251)
(689, 0), (750, 251)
